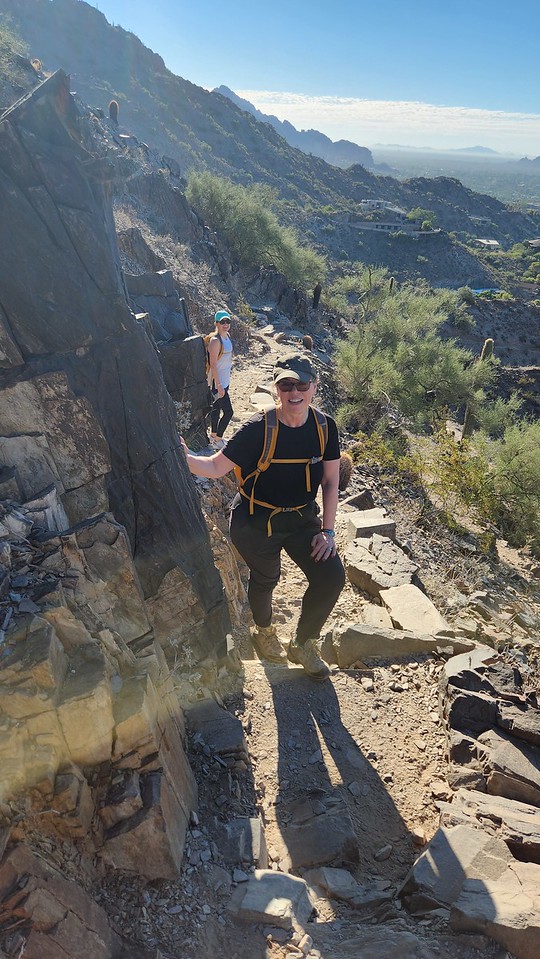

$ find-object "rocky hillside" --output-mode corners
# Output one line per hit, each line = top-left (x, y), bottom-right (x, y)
(0, 23), (540, 959)
(1, 0), (538, 262)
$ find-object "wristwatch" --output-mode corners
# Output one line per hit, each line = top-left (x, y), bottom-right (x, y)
(322, 528), (335, 537)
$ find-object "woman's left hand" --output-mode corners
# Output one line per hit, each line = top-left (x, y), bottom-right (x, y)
(311, 530), (337, 562)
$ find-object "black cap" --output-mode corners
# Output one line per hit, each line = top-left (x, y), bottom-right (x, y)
(273, 353), (317, 384)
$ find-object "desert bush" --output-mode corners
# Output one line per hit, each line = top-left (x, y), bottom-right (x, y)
(417, 422), (540, 555)
(457, 286), (475, 306)
(335, 277), (493, 431)
(475, 393), (523, 438)
(186, 172), (326, 289)
(490, 420), (540, 554)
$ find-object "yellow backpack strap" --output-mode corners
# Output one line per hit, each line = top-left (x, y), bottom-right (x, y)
(311, 406), (328, 457)
(235, 406), (280, 514)
(257, 404), (280, 473)
(300, 406), (328, 490)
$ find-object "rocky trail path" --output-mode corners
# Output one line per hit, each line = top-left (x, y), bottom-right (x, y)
(93, 317), (539, 959)
(133, 318), (540, 959)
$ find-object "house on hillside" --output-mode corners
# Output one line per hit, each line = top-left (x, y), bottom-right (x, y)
(475, 238), (500, 249)
(359, 199), (408, 220)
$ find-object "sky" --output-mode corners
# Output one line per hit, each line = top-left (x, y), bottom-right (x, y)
(88, 0), (540, 156)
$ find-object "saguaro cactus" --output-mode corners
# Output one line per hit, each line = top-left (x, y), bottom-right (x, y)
(461, 337), (494, 439)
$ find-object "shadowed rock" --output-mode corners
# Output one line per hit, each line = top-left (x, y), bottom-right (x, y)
(0, 70), (229, 662)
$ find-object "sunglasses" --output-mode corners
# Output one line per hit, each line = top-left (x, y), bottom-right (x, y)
(217, 320), (231, 325)
(276, 379), (314, 392)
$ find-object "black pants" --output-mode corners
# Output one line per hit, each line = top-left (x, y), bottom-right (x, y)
(230, 502), (345, 646)
(210, 386), (233, 437)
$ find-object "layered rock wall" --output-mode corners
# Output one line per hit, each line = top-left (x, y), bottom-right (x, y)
(0, 70), (229, 662)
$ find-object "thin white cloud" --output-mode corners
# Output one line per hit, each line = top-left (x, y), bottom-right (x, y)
(237, 90), (540, 156)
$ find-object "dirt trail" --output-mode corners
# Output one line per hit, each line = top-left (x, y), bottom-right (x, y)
(96, 320), (529, 959)
(179, 323), (513, 959)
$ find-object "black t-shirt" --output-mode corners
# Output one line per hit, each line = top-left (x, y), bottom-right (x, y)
(223, 407), (340, 508)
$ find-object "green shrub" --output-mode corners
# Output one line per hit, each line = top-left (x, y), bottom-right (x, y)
(475, 393), (523, 438)
(490, 420), (540, 554)
(186, 172), (326, 289)
(335, 277), (494, 431)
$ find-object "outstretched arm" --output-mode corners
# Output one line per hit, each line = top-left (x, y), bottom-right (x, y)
(180, 438), (235, 479)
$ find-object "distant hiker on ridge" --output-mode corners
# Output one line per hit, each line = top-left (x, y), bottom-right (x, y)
(181, 353), (345, 680)
(206, 309), (234, 448)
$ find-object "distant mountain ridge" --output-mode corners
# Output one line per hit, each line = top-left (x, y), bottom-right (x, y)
(215, 85), (374, 171)
(1, 0), (537, 261)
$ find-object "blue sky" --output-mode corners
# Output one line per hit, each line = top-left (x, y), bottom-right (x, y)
(88, 0), (540, 155)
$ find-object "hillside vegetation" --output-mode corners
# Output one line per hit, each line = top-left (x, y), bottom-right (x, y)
(1, 0), (538, 275)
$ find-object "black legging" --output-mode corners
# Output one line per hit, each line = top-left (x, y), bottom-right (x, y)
(210, 386), (233, 438)
(230, 502), (345, 646)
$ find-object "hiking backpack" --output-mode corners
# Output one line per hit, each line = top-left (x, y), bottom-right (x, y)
(204, 331), (224, 382)
(234, 404), (329, 533)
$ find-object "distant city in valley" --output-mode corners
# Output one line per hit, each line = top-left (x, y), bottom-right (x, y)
(370, 146), (540, 208)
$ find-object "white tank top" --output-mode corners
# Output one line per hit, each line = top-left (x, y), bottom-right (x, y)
(212, 334), (233, 389)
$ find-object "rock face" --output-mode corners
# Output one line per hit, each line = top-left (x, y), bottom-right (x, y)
(0, 70), (229, 662)
(401, 646), (540, 958)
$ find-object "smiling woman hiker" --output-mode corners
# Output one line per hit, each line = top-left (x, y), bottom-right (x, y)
(181, 353), (345, 681)
(206, 309), (234, 448)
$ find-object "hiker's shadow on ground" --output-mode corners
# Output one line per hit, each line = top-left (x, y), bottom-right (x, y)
(259, 664), (500, 959)
(263, 664), (409, 878)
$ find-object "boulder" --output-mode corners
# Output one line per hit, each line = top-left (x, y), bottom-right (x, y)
(233, 869), (313, 930)
(358, 604), (394, 629)
(345, 534), (418, 596)
(187, 698), (249, 764)
(347, 508), (396, 541)
(451, 860), (540, 959)
(339, 489), (375, 511)
(328, 622), (474, 668)
(380, 583), (451, 635)
(217, 817), (268, 867)
(0, 844), (123, 958)
(439, 787), (540, 862)
(101, 770), (192, 880)
(400, 824), (513, 914)
(305, 866), (393, 915)
(476, 727), (540, 807)
(158, 335), (210, 449)
(497, 700), (540, 748)
(331, 929), (436, 958)
(269, 795), (359, 871)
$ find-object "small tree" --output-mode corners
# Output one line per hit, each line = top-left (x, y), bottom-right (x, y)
(186, 172), (325, 289)
(491, 420), (540, 554)
(335, 279), (493, 431)
(407, 207), (437, 228)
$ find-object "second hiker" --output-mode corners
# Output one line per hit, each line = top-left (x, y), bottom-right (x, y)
(181, 353), (345, 680)
(207, 309), (234, 448)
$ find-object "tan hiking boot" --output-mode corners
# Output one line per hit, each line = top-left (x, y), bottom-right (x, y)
(287, 638), (330, 681)
(250, 624), (287, 664)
